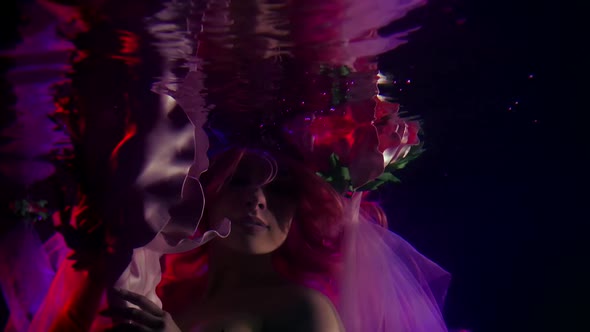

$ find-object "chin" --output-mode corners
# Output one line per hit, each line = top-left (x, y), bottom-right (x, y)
(220, 225), (287, 255)
(221, 235), (283, 255)
(231, 241), (280, 255)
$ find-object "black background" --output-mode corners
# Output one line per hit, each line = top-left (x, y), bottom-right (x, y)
(375, 0), (582, 331)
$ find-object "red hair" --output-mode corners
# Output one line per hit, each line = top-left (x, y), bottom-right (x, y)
(360, 191), (389, 228)
(156, 148), (345, 312)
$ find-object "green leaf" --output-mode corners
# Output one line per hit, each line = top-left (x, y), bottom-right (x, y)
(340, 167), (351, 182)
(326, 166), (351, 184)
(339, 66), (351, 76)
(385, 143), (425, 172)
(329, 153), (341, 168)
(356, 180), (385, 191)
(331, 178), (348, 194)
(386, 160), (409, 172)
(355, 172), (401, 191)
(377, 172), (401, 183)
(316, 171), (333, 182)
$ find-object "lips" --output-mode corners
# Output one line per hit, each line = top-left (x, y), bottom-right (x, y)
(237, 216), (269, 229)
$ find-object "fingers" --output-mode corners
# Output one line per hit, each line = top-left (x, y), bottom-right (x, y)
(113, 289), (165, 317)
(100, 307), (164, 330)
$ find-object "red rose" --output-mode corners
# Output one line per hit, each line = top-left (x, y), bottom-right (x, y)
(284, 97), (421, 189)
(373, 97), (420, 165)
(286, 101), (384, 188)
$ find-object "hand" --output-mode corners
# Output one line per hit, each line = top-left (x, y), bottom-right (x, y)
(101, 289), (181, 332)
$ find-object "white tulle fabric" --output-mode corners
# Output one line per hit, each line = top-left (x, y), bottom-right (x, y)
(338, 193), (451, 332)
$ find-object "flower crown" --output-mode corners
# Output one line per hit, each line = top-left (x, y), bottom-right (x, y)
(160, 0), (425, 196)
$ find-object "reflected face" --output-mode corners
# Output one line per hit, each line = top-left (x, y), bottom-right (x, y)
(209, 153), (297, 254)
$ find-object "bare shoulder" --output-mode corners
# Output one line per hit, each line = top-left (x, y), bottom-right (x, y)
(270, 285), (344, 332)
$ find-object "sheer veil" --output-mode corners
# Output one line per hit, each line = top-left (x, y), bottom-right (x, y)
(338, 193), (451, 332)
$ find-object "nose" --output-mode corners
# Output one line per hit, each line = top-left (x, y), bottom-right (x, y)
(245, 187), (267, 211)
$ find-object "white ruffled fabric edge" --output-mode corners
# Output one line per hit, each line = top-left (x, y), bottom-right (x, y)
(17, 218), (229, 332)
(115, 217), (231, 308)
(3, 67), (226, 331)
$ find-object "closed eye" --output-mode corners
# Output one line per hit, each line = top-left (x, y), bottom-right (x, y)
(265, 179), (295, 197)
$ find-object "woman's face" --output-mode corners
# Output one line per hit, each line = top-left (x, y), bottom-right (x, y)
(209, 153), (297, 255)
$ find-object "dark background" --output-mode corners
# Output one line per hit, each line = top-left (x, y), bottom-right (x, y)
(375, 0), (582, 331)
(0, 0), (582, 331)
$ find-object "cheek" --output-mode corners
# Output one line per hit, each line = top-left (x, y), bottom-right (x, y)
(268, 198), (296, 226)
(278, 217), (293, 234)
(269, 218), (292, 245)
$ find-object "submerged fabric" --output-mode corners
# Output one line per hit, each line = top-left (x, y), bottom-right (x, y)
(338, 193), (450, 332)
